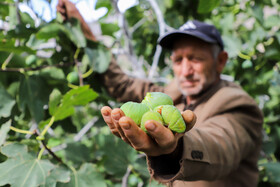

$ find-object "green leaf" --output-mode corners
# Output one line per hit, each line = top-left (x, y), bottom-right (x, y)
(36, 23), (64, 40)
(100, 23), (119, 36)
(40, 166), (71, 187)
(0, 4), (9, 19)
(58, 163), (106, 187)
(95, 0), (112, 16)
(242, 60), (253, 69)
(19, 75), (49, 123)
(0, 120), (11, 146)
(0, 83), (16, 118)
(64, 142), (92, 165)
(260, 162), (280, 182)
(223, 35), (242, 58)
(40, 67), (66, 80)
(262, 139), (276, 154)
(0, 40), (35, 54)
(97, 134), (138, 178)
(8, 4), (17, 29)
(251, 5), (264, 23)
(38, 118), (51, 129)
(53, 85), (98, 121)
(49, 89), (62, 116)
(264, 15), (280, 29)
(0, 143), (54, 187)
(198, 0), (220, 13)
(63, 18), (86, 48)
(83, 45), (111, 73)
(0, 142), (27, 157)
(36, 19), (86, 48)
(62, 85), (98, 106)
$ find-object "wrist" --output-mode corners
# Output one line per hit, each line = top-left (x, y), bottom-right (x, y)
(147, 138), (183, 175)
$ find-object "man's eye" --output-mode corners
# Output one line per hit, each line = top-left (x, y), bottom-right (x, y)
(174, 58), (182, 63)
(193, 56), (204, 62)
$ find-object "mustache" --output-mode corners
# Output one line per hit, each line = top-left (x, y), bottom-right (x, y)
(177, 75), (200, 83)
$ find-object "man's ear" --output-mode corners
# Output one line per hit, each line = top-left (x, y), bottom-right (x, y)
(216, 51), (228, 74)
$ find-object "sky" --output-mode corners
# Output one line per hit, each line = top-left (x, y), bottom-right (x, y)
(19, 0), (138, 23)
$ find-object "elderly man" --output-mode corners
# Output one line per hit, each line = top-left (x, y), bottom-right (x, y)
(57, 1), (263, 186)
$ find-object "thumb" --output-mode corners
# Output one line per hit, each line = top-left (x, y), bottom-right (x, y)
(182, 110), (196, 132)
(57, 0), (64, 7)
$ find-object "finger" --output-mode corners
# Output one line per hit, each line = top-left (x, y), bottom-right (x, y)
(119, 117), (158, 154)
(111, 108), (130, 143)
(145, 120), (176, 153)
(182, 110), (196, 131)
(56, 6), (66, 14)
(101, 106), (120, 138)
(57, 0), (65, 7)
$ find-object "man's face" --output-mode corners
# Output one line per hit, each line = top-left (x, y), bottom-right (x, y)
(171, 37), (219, 97)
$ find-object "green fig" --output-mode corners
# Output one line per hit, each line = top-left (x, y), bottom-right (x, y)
(154, 105), (186, 133)
(141, 92), (173, 109)
(25, 55), (37, 65)
(120, 102), (149, 125)
(67, 71), (79, 84)
(140, 111), (164, 133)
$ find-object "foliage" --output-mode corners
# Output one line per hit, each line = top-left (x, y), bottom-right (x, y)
(0, 0), (280, 186)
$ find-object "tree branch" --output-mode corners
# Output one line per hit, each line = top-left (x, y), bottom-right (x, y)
(0, 62), (75, 72)
(111, 0), (146, 78)
(1, 53), (14, 70)
(0, 2), (15, 6)
(15, 0), (21, 25)
(122, 166), (132, 187)
(74, 117), (98, 142)
(147, 0), (172, 79)
(74, 48), (84, 86)
(34, 130), (64, 163)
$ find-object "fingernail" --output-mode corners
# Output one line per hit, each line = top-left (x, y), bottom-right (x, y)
(146, 122), (156, 131)
(103, 110), (110, 116)
(112, 113), (121, 120)
(121, 122), (130, 130)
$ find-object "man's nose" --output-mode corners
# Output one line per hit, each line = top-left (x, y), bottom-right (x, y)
(181, 58), (194, 76)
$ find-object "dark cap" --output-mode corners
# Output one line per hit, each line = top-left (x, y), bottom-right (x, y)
(158, 20), (224, 50)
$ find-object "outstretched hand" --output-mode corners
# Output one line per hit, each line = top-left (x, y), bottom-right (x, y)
(101, 106), (196, 157)
(56, 0), (97, 41)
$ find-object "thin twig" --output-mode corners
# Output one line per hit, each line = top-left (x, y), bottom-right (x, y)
(0, 2), (15, 5)
(74, 117), (98, 142)
(74, 48), (84, 86)
(15, 0), (21, 25)
(122, 166), (132, 187)
(111, 0), (146, 78)
(43, 144), (67, 155)
(0, 62), (75, 72)
(1, 53), (14, 70)
(147, 0), (167, 79)
(35, 130), (63, 163)
(130, 17), (147, 33)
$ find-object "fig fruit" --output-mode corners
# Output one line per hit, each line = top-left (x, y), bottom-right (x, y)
(120, 101), (149, 125)
(67, 71), (79, 84)
(141, 111), (164, 133)
(25, 55), (37, 65)
(154, 105), (186, 133)
(141, 92), (173, 109)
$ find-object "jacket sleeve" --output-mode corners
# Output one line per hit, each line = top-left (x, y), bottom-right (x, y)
(146, 87), (263, 183)
(100, 57), (181, 102)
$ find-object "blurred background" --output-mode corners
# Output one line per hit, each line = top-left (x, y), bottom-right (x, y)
(0, 0), (280, 186)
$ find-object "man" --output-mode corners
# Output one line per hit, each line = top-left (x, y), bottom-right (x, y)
(57, 1), (263, 186)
